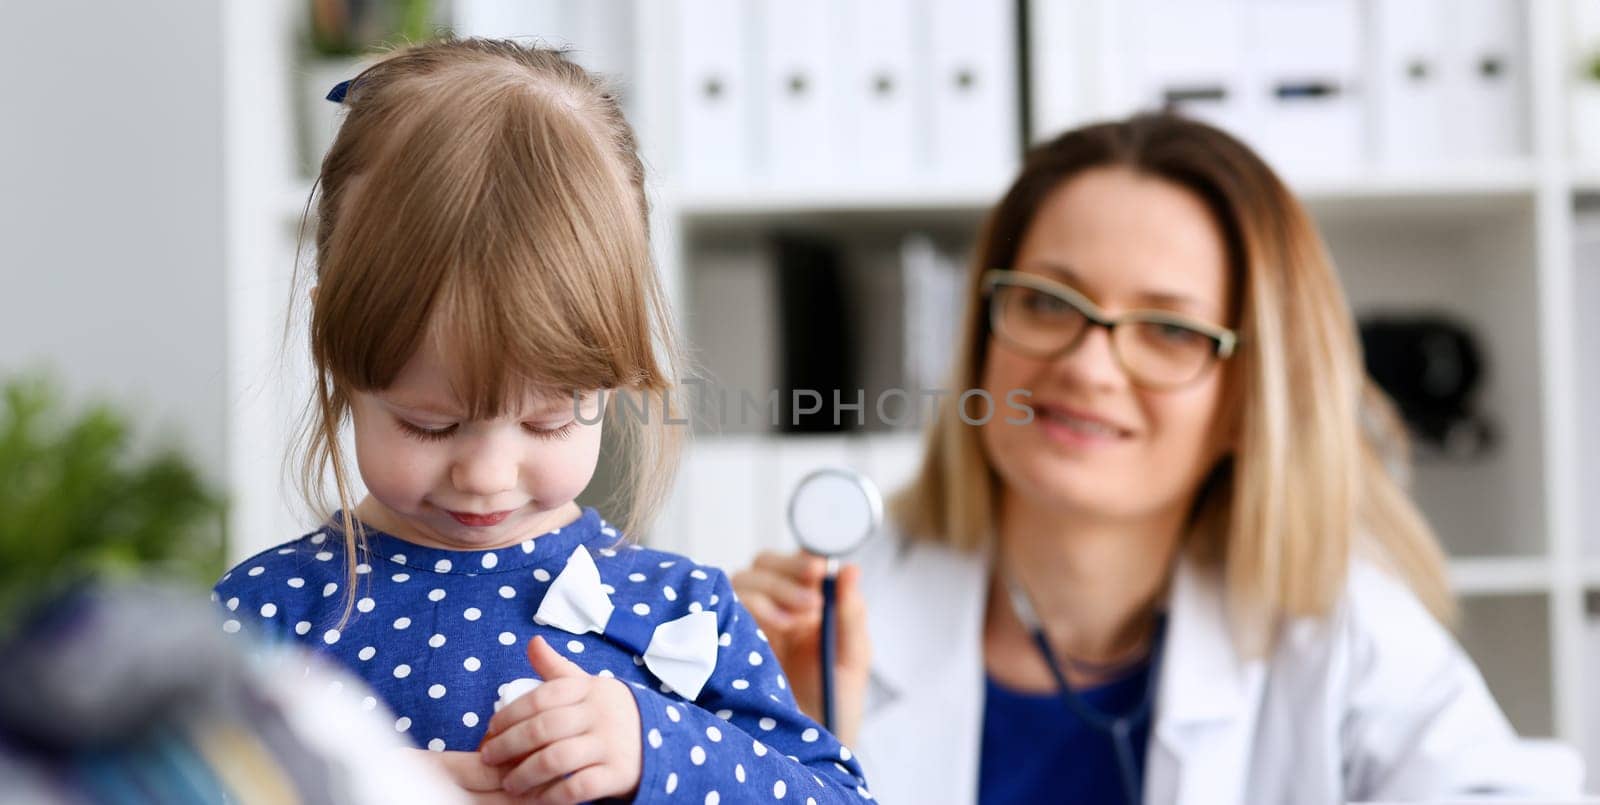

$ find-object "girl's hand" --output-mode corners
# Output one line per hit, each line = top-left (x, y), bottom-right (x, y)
(478, 636), (642, 804)
(731, 551), (871, 746)
(413, 748), (505, 795)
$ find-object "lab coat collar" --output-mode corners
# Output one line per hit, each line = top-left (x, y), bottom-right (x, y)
(857, 532), (990, 804)
(860, 534), (1263, 805)
(1148, 555), (1263, 805)
(866, 539), (1258, 722)
(862, 533), (989, 700)
(1156, 555), (1253, 726)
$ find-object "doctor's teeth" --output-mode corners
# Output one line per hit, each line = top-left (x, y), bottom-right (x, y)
(1046, 410), (1120, 436)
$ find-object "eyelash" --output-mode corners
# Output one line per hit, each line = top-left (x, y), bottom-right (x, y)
(395, 420), (579, 443)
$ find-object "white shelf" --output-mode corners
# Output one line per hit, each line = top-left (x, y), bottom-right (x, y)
(1449, 555), (1554, 597)
(1295, 162), (1540, 202)
(671, 165), (1540, 228)
(674, 181), (1009, 224)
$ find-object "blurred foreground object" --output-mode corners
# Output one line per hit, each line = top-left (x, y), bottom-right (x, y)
(0, 582), (462, 803)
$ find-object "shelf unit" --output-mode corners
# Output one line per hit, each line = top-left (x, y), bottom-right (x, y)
(222, 0), (1600, 782)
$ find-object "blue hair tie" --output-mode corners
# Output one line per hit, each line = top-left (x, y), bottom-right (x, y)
(326, 79), (353, 104)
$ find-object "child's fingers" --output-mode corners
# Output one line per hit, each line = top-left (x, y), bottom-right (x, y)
(484, 677), (589, 739)
(480, 704), (595, 767)
(525, 635), (589, 681)
(425, 749), (506, 792)
(502, 735), (605, 796)
(528, 762), (619, 805)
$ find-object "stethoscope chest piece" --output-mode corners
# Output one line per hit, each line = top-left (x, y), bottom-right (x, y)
(786, 467), (883, 733)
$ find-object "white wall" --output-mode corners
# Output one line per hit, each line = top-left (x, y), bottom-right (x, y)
(0, 0), (226, 480)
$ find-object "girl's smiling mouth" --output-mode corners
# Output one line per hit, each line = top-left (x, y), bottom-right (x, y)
(446, 509), (515, 527)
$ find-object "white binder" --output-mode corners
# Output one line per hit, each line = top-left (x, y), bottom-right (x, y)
(927, 0), (1020, 184)
(1244, 0), (1365, 178)
(1445, 0), (1528, 163)
(756, 0), (843, 188)
(839, 0), (923, 183)
(676, 0), (755, 190)
(1026, 0), (1095, 141)
(1125, 0), (1252, 144)
(1371, 0), (1449, 167)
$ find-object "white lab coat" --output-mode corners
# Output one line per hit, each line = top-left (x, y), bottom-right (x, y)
(850, 529), (1584, 804)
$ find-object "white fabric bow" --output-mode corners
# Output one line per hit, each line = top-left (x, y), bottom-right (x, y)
(534, 545), (720, 701)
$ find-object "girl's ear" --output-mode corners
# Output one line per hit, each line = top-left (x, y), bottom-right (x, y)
(309, 284), (319, 307)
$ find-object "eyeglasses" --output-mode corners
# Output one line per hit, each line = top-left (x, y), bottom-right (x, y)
(983, 270), (1239, 390)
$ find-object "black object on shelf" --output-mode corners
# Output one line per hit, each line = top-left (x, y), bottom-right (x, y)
(1359, 314), (1495, 460)
(773, 234), (857, 433)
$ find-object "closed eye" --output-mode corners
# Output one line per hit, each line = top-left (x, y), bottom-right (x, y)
(523, 421), (578, 441)
(396, 419), (457, 442)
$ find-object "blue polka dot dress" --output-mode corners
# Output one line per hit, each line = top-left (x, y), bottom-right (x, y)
(214, 507), (874, 803)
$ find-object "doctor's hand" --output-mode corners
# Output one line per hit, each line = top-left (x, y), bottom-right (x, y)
(732, 551), (871, 746)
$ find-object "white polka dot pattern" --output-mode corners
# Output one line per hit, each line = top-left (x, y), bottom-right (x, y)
(210, 508), (867, 796)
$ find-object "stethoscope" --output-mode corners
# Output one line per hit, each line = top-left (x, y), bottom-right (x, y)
(1003, 571), (1166, 805)
(786, 467), (883, 733)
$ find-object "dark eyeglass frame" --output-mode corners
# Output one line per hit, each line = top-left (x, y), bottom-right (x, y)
(982, 269), (1240, 390)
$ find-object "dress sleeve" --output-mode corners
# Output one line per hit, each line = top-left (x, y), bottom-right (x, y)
(625, 569), (873, 804)
(213, 548), (321, 647)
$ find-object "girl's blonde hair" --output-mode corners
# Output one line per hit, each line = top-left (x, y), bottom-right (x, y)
(891, 114), (1454, 649)
(292, 38), (682, 622)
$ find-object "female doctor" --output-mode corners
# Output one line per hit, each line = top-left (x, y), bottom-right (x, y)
(732, 115), (1582, 804)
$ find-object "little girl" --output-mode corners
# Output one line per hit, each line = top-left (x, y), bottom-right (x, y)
(216, 38), (870, 803)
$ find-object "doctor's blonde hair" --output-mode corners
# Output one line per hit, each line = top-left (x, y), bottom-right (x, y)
(892, 114), (1454, 646)
(291, 38), (682, 622)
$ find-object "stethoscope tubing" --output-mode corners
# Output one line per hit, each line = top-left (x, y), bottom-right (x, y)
(820, 566), (839, 733)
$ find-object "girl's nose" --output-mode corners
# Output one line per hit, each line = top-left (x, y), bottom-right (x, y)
(451, 440), (519, 497)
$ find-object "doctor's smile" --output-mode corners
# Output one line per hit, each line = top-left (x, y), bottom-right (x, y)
(1031, 403), (1138, 447)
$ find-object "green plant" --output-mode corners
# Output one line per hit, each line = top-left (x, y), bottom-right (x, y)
(307, 0), (436, 58)
(0, 374), (224, 626)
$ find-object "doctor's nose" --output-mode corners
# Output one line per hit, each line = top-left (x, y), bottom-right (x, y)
(1052, 324), (1130, 390)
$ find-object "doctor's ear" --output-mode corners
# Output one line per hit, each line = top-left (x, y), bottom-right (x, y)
(309, 285), (319, 307)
